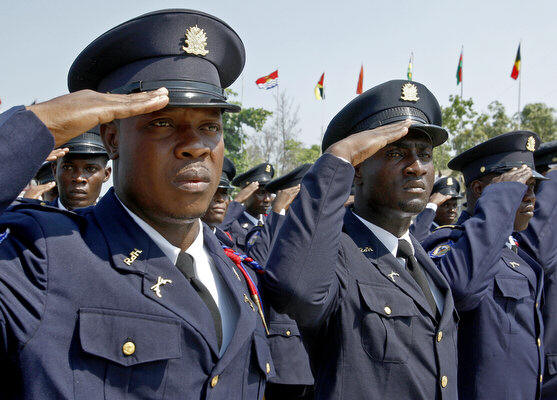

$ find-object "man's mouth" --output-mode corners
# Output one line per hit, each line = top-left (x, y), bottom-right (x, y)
(172, 168), (211, 193)
(402, 180), (426, 193)
(68, 189), (88, 198)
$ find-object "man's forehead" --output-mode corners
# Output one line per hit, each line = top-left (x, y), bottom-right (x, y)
(140, 107), (222, 119)
(388, 132), (433, 149)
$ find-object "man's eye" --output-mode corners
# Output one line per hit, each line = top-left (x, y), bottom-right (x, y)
(387, 151), (403, 158)
(86, 167), (99, 173)
(203, 124), (221, 132)
(62, 165), (72, 170)
(420, 153), (432, 160)
(151, 120), (172, 128)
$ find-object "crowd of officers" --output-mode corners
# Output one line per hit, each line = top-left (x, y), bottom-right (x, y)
(0, 8), (556, 400)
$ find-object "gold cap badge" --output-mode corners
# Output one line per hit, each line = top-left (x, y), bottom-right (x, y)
(265, 164), (271, 173)
(526, 136), (536, 152)
(480, 166), (486, 173)
(182, 25), (209, 56)
(447, 177), (453, 186)
(400, 83), (419, 102)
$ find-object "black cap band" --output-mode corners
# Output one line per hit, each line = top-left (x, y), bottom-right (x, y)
(351, 107), (429, 134)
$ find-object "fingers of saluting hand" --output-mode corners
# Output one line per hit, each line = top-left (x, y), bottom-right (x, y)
(102, 87), (170, 123)
(45, 148), (69, 162)
(23, 181), (56, 199)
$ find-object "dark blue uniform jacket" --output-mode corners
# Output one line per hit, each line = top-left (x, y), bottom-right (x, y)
(0, 106), (275, 399)
(246, 212), (314, 387)
(263, 154), (459, 400)
(220, 202), (257, 252)
(516, 170), (557, 399)
(410, 206), (437, 242)
(422, 182), (544, 400)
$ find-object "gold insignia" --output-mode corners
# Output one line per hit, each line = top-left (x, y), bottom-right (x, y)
(480, 166), (486, 173)
(400, 83), (419, 102)
(447, 177), (453, 186)
(232, 267), (242, 281)
(526, 136), (536, 152)
(359, 246), (373, 253)
(182, 25), (209, 56)
(265, 164), (271, 173)
(243, 293), (256, 312)
(552, 156), (557, 162)
(509, 261), (520, 269)
(388, 271), (400, 282)
(150, 276), (173, 298)
(430, 244), (451, 257)
(241, 222), (250, 229)
(123, 248), (143, 266)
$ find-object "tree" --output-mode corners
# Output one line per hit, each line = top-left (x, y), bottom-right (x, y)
(222, 90), (272, 172)
(519, 103), (557, 142)
(283, 140), (321, 168)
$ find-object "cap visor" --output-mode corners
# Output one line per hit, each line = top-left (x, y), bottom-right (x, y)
(410, 123), (448, 147)
(532, 169), (549, 180)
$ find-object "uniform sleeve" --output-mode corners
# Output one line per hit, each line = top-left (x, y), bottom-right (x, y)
(219, 201), (245, 231)
(516, 170), (557, 275)
(0, 211), (48, 355)
(430, 182), (527, 311)
(246, 211), (285, 265)
(263, 154), (353, 329)
(0, 106), (54, 212)
(410, 207), (436, 242)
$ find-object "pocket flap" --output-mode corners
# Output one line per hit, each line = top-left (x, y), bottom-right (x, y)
(547, 354), (557, 376)
(494, 276), (530, 300)
(79, 308), (182, 367)
(358, 282), (417, 317)
(253, 333), (275, 379)
(268, 322), (300, 337)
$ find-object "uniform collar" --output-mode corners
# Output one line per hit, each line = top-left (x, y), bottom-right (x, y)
(242, 211), (259, 226)
(57, 197), (68, 211)
(352, 210), (413, 257)
(116, 193), (203, 265)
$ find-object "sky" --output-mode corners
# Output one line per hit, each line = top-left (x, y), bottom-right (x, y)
(1, 0), (555, 150)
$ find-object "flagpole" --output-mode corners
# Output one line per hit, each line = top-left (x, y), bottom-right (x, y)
(518, 40), (522, 127)
(460, 46), (464, 98)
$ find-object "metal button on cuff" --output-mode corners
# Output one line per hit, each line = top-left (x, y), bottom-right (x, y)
(441, 375), (448, 388)
(285, 330), (291, 336)
(266, 363), (271, 374)
(211, 375), (219, 388)
(122, 341), (135, 356)
(437, 331), (443, 342)
(384, 306), (392, 315)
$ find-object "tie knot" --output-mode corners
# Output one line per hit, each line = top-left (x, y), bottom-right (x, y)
(397, 239), (413, 259)
(176, 252), (195, 278)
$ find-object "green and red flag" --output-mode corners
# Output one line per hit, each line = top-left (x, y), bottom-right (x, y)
(456, 49), (463, 85)
(356, 65), (364, 94)
(511, 44), (521, 80)
(314, 73), (325, 100)
(407, 53), (413, 81)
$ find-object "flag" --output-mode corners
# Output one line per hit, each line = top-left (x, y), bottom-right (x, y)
(456, 49), (463, 85)
(356, 65), (364, 94)
(511, 44), (521, 80)
(407, 53), (413, 81)
(256, 70), (278, 89)
(314, 73), (325, 100)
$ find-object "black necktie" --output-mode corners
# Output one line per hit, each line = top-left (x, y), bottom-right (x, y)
(397, 240), (440, 320)
(176, 252), (223, 348)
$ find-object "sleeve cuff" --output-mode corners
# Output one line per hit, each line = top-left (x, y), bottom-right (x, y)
(426, 203), (438, 212)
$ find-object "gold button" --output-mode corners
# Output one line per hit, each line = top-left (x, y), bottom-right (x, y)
(40, 202), (46, 206)
(480, 166), (486, 173)
(536, 302), (539, 308)
(122, 341), (135, 356)
(540, 374), (543, 383)
(266, 362), (271, 374)
(211, 375), (219, 388)
(285, 330), (291, 336)
(538, 338), (541, 347)
(384, 306), (392, 315)
(441, 375), (448, 388)
(437, 331), (443, 342)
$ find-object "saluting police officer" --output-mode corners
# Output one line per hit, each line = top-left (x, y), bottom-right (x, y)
(410, 176), (463, 241)
(0, 9), (274, 399)
(262, 80), (459, 399)
(516, 140), (557, 399)
(422, 131), (546, 400)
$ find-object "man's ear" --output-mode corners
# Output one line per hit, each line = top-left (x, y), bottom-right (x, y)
(469, 179), (484, 198)
(101, 122), (119, 161)
(103, 166), (112, 183)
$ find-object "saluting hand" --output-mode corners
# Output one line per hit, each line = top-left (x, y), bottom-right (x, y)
(429, 192), (453, 206)
(23, 182), (56, 200)
(325, 119), (412, 166)
(26, 88), (169, 148)
(272, 185), (300, 213)
(234, 181), (260, 203)
(492, 165), (534, 186)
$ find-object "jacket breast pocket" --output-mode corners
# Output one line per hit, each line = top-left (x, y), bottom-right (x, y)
(494, 275), (531, 334)
(245, 332), (275, 400)
(74, 308), (182, 400)
(358, 282), (418, 363)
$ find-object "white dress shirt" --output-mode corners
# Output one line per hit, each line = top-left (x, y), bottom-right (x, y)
(57, 198), (68, 210)
(117, 196), (239, 356)
(243, 211), (260, 226)
(353, 212), (445, 314)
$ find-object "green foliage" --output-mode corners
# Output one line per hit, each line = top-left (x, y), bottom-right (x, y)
(519, 103), (557, 142)
(283, 140), (321, 170)
(222, 89), (272, 172)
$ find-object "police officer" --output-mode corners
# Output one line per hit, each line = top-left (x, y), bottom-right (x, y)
(422, 131), (546, 400)
(247, 164), (314, 400)
(0, 9), (274, 399)
(224, 162), (275, 250)
(262, 80), (459, 399)
(516, 140), (557, 399)
(51, 129), (111, 210)
(410, 176), (463, 241)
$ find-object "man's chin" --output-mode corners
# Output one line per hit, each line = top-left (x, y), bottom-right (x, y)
(398, 199), (428, 215)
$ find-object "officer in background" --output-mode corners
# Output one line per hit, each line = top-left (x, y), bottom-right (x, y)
(247, 163), (314, 400)
(263, 80), (459, 399)
(422, 131), (546, 400)
(224, 162), (274, 250)
(516, 140), (557, 399)
(51, 129), (111, 210)
(410, 176), (463, 241)
(0, 9), (274, 399)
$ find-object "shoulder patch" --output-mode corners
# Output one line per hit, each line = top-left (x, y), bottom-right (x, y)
(429, 241), (454, 258)
(0, 229), (9, 244)
(433, 224), (464, 232)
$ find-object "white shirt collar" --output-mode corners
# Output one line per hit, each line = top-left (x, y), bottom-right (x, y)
(115, 194), (203, 265)
(353, 211), (413, 258)
(243, 211), (259, 226)
(57, 198), (68, 211)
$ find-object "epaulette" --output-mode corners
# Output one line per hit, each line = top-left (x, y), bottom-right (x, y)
(433, 224), (464, 231)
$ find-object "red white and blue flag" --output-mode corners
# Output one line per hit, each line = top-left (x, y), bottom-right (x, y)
(255, 70), (278, 90)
